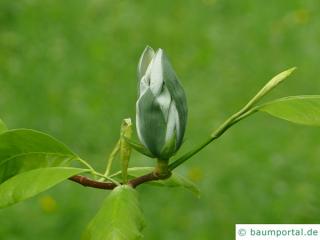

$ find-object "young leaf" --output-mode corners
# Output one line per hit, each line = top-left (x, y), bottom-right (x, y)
(257, 95), (320, 126)
(210, 68), (296, 140)
(0, 129), (78, 183)
(111, 167), (200, 196)
(0, 118), (8, 134)
(0, 167), (87, 208)
(103, 140), (120, 177)
(83, 185), (145, 240)
(246, 67), (296, 108)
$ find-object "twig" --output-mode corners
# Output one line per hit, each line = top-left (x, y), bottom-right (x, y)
(129, 172), (164, 188)
(69, 175), (116, 189)
(69, 171), (169, 190)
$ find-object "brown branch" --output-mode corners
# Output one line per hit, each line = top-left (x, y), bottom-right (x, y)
(69, 175), (116, 189)
(129, 172), (161, 188)
(68, 171), (170, 190)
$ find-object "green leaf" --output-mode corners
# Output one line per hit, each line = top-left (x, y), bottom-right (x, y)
(112, 167), (200, 196)
(258, 95), (320, 126)
(83, 185), (145, 240)
(0, 118), (8, 134)
(0, 167), (87, 208)
(0, 129), (78, 183)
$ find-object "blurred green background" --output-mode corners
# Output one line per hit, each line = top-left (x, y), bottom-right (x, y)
(1, 0), (320, 239)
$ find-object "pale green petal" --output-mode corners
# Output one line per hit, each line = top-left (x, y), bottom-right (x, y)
(137, 46), (154, 80)
(149, 49), (164, 96)
(136, 89), (166, 156)
(161, 51), (188, 148)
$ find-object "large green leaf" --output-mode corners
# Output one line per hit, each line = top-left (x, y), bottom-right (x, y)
(111, 167), (200, 196)
(0, 118), (7, 134)
(0, 129), (77, 183)
(0, 167), (87, 208)
(258, 95), (320, 126)
(83, 185), (145, 240)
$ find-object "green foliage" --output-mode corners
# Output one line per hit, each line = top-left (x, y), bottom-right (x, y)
(258, 96), (320, 126)
(0, 119), (7, 134)
(1, 1), (320, 239)
(0, 167), (87, 208)
(0, 129), (78, 183)
(83, 185), (144, 240)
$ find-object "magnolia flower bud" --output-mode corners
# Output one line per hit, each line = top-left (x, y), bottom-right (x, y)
(136, 46), (188, 159)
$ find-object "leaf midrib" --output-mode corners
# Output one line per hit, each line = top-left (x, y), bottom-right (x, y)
(0, 152), (77, 167)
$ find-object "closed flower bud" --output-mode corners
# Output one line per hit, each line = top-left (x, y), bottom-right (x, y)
(136, 46), (188, 159)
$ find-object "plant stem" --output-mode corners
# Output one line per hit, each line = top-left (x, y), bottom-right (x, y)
(155, 159), (170, 177)
(69, 175), (117, 190)
(169, 137), (214, 170)
(103, 140), (120, 177)
(92, 171), (121, 186)
(69, 170), (169, 190)
(169, 106), (258, 171)
(76, 156), (120, 185)
(77, 157), (95, 172)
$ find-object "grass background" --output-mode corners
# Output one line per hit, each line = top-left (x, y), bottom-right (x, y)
(1, 0), (320, 239)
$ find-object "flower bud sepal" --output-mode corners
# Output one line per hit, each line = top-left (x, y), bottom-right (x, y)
(158, 130), (177, 160)
(124, 136), (156, 158)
